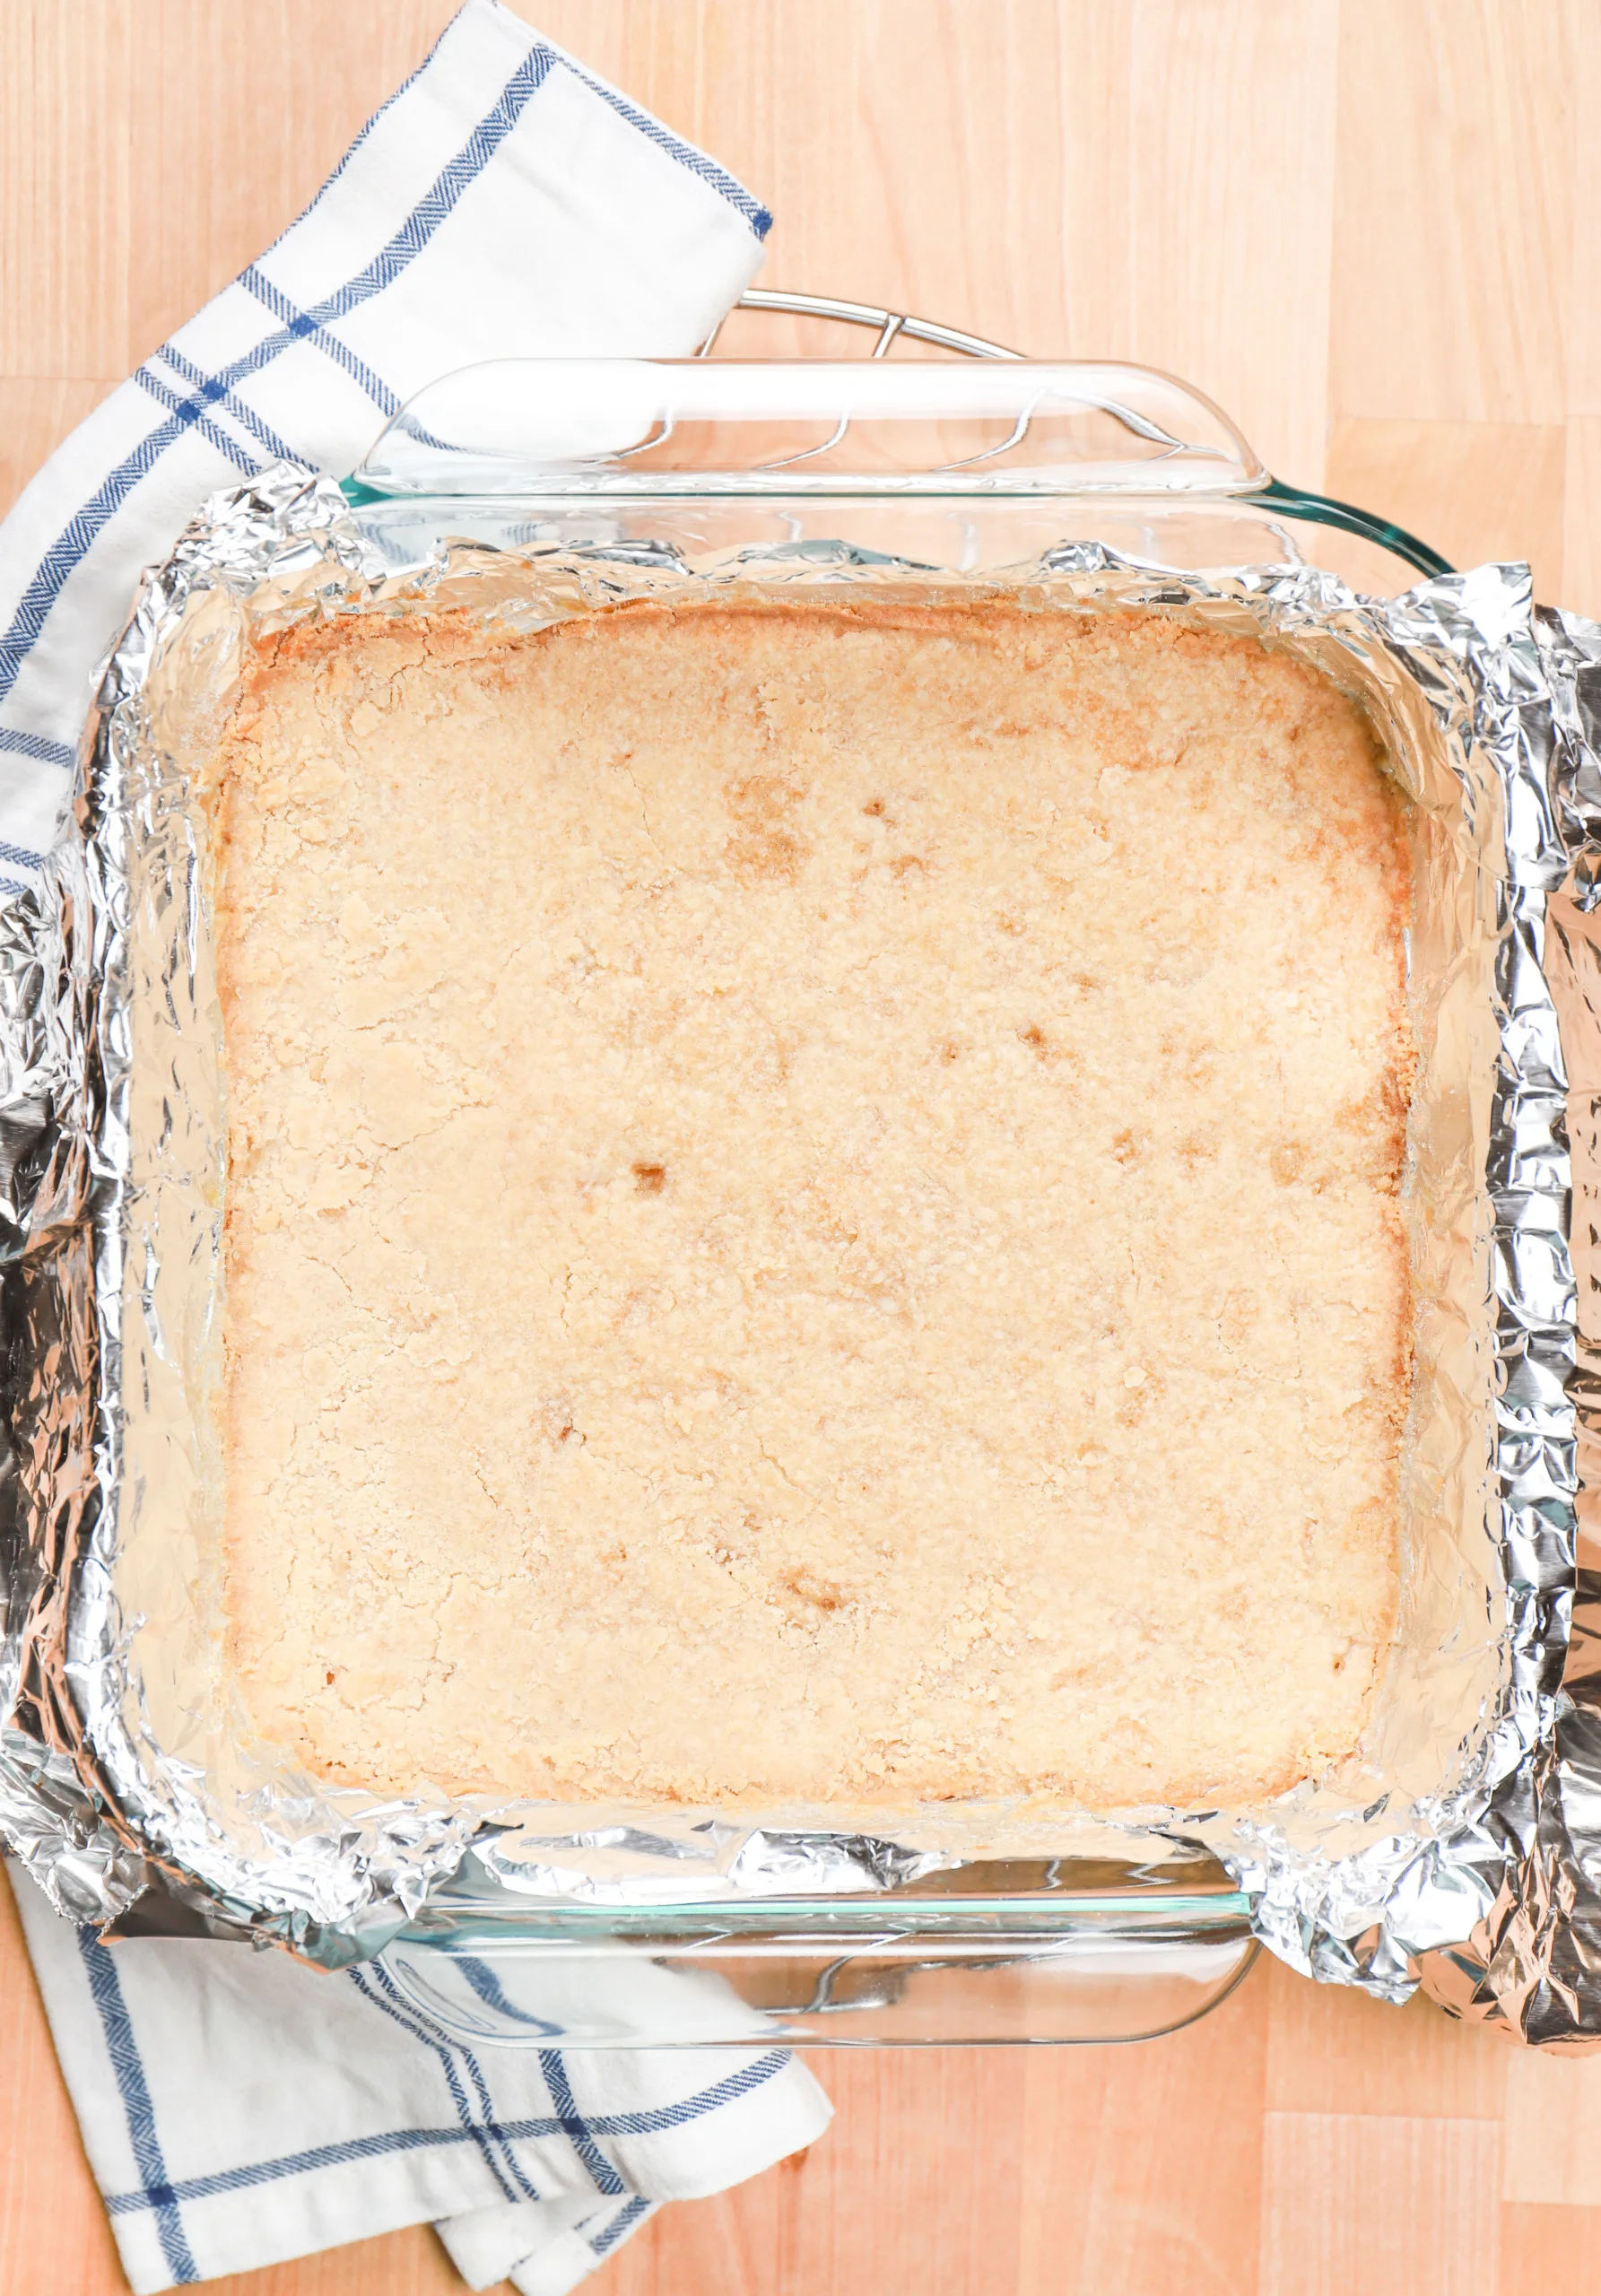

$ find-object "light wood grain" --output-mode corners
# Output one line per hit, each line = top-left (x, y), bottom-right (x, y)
(0, 0), (133, 377)
(1326, 416), (1567, 596)
(531, 0), (1344, 485)
(1563, 420), (1601, 622)
(4, 2), (1600, 2292)
(1049, 0), (1341, 489)
(1501, 2045), (1601, 2205)
(1498, 2203), (1601, 2290)
(1259, 2112), (1502, 2296)
(1014, 1970), (1268, 2296)
(1330, 0), (1574, 425)
(201, 2231), (467, 2296)
(1264, 1958), (1506, 2123)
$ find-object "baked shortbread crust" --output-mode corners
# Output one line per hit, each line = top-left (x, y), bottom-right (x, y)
(214, 598), (1410, 1809)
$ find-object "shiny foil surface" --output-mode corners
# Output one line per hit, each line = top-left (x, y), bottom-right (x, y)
(2, 464), (1598, 2035)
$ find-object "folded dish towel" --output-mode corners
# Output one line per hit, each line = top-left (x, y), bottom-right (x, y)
(0, 0), (770, 877)
(13, 1867), (830, 2294)
(0, 7), (829, 2291)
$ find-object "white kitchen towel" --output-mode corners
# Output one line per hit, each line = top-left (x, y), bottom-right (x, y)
(14, 1868), (831, 2293)
(0, 0), (769, 881)
(0, 9), (825, 2291)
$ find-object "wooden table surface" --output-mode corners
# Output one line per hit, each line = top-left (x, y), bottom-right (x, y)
(2, 4), (1598, 2291)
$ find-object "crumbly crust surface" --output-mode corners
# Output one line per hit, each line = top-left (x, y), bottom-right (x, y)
(215, 598), (1409, 1809)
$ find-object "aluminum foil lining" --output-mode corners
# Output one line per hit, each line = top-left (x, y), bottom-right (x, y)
(1, 463), (1597, 2032)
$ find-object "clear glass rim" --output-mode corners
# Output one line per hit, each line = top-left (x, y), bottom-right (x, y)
(339, 310), (1451, 578)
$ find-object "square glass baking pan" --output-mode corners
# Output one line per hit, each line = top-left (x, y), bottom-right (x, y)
(326, 354), (1441, 2044)
(21, 343), (1562, 2051)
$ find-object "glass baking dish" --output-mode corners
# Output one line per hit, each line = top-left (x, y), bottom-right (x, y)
(377, 1855), (1257, 2048)
(342, 348), (1444, 597)
(283, 349), (1444, 2047)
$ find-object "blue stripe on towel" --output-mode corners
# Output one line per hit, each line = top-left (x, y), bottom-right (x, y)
(0, 39), (557, 708)
(582, 2048), (792, 2135)
(0, 729), (72, 772)
(148, 342), (301, 468)
(100, 2121), (503, 2213)
(539, 2049), (627, 2196)
(0, 22), (768, 761)
(362, 1959), (549, 2205)
(455, 1952), (562, 2036)
(99, 2047), (792, 2222)
(78, 1931), (200, 2283)
(236, 266), (404, 420)
(349, 1962), (535, 2205)
(257, 41), (558, 332)
(0, 413), (196, 701)
(590, 2194), (653, 2256)
(130, 364), (259, 475)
